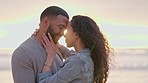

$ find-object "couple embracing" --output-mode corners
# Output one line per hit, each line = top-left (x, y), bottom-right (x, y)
(12, 6), (110, 83)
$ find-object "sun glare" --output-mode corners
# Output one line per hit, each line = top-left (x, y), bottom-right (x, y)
(64, 29), (67, 36)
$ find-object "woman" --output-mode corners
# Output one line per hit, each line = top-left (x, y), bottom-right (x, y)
(39, 15), (110, 83)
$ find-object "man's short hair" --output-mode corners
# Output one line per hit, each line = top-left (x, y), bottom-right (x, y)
(40, 6), (69, 21)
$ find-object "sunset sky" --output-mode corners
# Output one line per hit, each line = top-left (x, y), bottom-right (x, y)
(0, 0), (148, 49)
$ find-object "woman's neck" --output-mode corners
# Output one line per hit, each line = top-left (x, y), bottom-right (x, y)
(74, 39), (85, 52)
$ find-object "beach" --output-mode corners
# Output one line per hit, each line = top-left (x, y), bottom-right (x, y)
(0, 48), (148, 83)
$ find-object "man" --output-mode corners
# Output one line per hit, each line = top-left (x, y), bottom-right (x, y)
(11, 6), (69, 83)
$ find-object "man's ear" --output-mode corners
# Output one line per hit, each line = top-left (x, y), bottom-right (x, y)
(42, 17), (50, 27)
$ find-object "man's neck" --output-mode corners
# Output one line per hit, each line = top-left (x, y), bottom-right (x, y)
(35, 31), (43, 44)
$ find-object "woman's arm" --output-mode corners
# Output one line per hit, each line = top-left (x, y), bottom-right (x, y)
(41, 33), (57, 72)
(38, 58), (85, 83)
(57, 43), (76, 59)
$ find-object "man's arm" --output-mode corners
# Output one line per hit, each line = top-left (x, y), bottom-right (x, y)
(11, 47), (35, 83)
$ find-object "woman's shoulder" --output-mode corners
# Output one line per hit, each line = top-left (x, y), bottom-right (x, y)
(66, 55), (86, 66)
(65, 48), (93, 66)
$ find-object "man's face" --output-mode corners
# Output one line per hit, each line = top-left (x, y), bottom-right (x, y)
(46, 15), (69, 43)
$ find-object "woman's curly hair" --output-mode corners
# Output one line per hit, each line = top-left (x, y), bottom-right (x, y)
(71, 15), (110, 83)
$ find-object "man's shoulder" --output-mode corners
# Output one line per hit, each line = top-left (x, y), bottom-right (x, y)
(15, 36), (36, 50)
(12, 45), (31, 58)
(12, 37), (34, 56)
(21, 36), (35, 47)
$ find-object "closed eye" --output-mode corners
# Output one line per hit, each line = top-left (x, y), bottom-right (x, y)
(58, 25), (66, 30)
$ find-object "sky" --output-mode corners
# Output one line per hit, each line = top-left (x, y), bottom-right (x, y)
(0, 0), (148, 50)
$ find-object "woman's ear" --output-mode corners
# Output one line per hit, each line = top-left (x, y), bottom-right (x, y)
(75, 33), (79, 39)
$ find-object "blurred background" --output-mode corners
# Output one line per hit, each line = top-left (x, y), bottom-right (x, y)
(0, 0), (148, 83)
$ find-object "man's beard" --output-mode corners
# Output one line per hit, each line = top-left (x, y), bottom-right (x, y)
(45, 26), (57, 44)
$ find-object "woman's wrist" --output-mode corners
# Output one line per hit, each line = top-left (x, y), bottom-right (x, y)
(45, 56), (54, 66)
(42, 60), (53, 72)
(44, 63), (52, 68)
(42, 64), (52, 72)
(42, 55), (55, 72)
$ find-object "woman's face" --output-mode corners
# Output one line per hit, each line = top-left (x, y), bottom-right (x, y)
(64, 22), (77, 47)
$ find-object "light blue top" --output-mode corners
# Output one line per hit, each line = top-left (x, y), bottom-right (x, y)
(38, 48), (94, 83)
